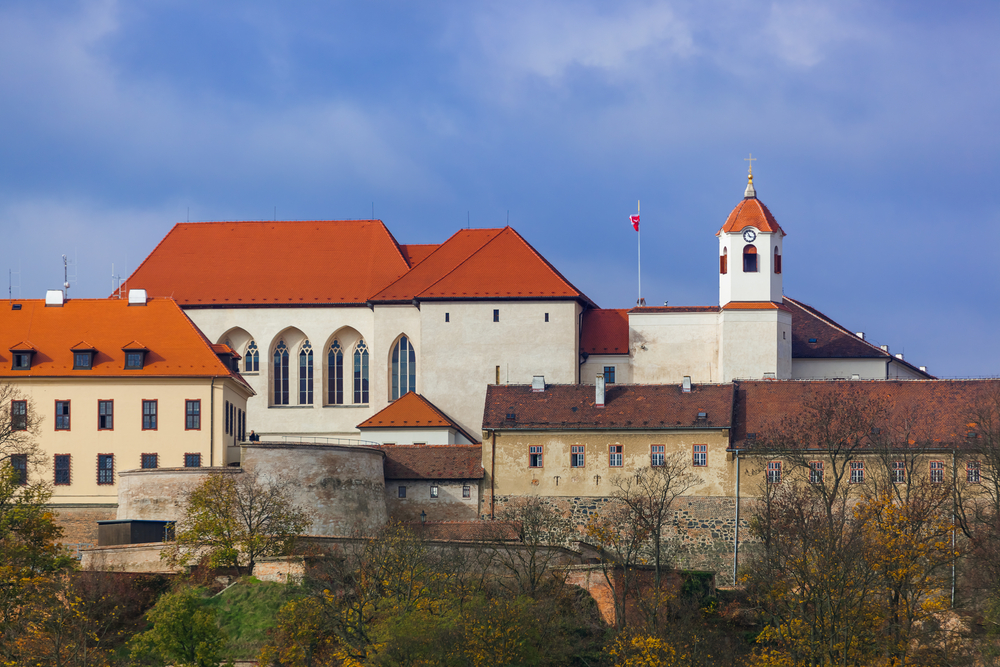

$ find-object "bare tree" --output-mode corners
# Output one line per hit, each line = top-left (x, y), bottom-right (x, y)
(165, 466), (311, 575)
(0, 383), (43, 468)
(488, 496), (571, 598)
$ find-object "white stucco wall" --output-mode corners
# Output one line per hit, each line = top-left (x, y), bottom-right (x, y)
(791, 358), (889, 380)
(718, 229), (783, 305)
(580, 355), (632, 386)
(360, 427), (473, 446)
(628, 311), (720, 384)
(718, 309), (792, 380)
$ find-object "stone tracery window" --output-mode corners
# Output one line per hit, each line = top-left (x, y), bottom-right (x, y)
(244, 340), (259, 372)
(274, 340), (289, 405)
(328, 340), (344, 405)
(299, 340), (314, 405)
(390, 336), (415, 400)
(354, 339), (370, 404)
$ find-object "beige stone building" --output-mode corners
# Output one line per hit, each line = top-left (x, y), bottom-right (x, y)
(0, 293), (253, 545)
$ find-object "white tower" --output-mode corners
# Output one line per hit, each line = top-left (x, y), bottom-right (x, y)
(717, 169), (785, 305)
(716, 166), (792, 380)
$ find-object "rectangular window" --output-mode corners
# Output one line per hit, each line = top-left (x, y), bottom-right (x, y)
(544, 313), (549, 322)
(141, 453), (158, 469)
(892, 461), (906, 484)
(186, 400), (201, 430)
(11, 400), (27, 431)
(462, 485), (471, 499)
(430, 485), (439, 499)
(693, 444), (707, 467)
(809, 461), (824, 484)
(766, 461), (782, 484)
(238, 409), (245, 441)
(850, 460), (865, 484)
(445, 312), (449, 322)
(12, 352), (31, 370)
(571, 445), (585, 468)
(225, 400), (231, 434)
(10, 454), (27, 486)
(398, 486), (406, 499)
(651, 445), (664, 467)
(184, 453), (201, 468)
(125, 351), (144, 369)
(54, 454), (71, 485)
(97, 454), (114, 485)
(603, 366), (616, 384)
(609, 445), (623, 468)
(98, 400), (113, 430)
(529, 445), (543, 468)
(930, 460), (944, 484)
(55, 400), (70, 430)
(968, 461), (981, 484)
(493, 309), (499, 322)
(142, 400), (157, 430)
(73, 352), (93, 370)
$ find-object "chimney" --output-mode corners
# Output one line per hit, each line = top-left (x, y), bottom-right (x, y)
(919, 366), (928, 373)
(880, 345), (889, 353)
(532, 375), (545, 393)
(682, 376), (692, 393)
(128, 289), (148, 305)
(45, 290), (64, 307)
(595, 373), (605, 408)
(895, 353), (904, 360)
(855, 332), (865, 340)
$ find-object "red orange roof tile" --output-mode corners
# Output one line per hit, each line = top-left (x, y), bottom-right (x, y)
(382, 444), (485, 480)
(358, 392), (480, 443)
(398, 244), (440, 267)
(125, 220), (411, 306)
(718, 197), (784, 235)
(0, 298), (250, 382)
(580, 309), (630, 355)
(722, 301), (793, 312)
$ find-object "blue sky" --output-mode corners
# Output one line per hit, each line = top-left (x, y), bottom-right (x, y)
(2, 1), (998, 378)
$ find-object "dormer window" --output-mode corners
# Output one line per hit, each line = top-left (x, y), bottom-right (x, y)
(125, 352), (145, 369)
(12, 352), (32, 370)
(73, 352), (93, 369)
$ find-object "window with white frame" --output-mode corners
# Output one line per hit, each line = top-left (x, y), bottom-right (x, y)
(809, 461), (824, 484)
(430, 485), (439, 498)
(892, 460), (906, 484)
(930, 460), (944, 483)
(968, 461), (981, 483)
(529, 445), (543, 468)
(462, 485), (471, 498)
(571, 445), (585, 468)
(766, 461), (782, 484)
(299, 340), (313, 405)
(850, 460), (865, 484)
(693, 444), (707, 467)
(650, 445), (664, 467)
(609, 445), (623, 467)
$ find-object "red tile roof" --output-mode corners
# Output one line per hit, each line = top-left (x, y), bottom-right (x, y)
(357, 392), (480, 444)
(718, 197), (784, 235)
(125, 220), (411, 306)
(0, 298), (250, 382)
(581, 309), (629, 355)
(722, 301), (793, 312)
(381, 444), (485, 480)
(398, 244), (440, 267)
(628, 306), (720, 314)
(371, 227), (594, 305)
(732, 379), (1000, 450)
(483, 384), (735, 430)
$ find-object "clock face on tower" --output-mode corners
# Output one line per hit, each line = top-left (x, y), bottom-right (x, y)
(742, 228), (757, 243)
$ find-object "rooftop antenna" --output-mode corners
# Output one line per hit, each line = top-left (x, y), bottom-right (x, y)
(274, 206), (276, 221)
(372, 202), (374, 220)
(62, 254), (70, 298)
(9, 262), (20, 300)
(507, 210), (509, 226)
(68, 249), (78, 293)
(467, 211), (470, 229)
(187, 207), (190, 223)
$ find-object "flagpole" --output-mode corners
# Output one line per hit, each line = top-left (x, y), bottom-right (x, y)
(637, 200), (641, 306)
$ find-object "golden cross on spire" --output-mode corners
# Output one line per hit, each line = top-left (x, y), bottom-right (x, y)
(745, 153), (756, 176)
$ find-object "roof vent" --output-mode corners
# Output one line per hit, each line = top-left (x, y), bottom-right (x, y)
(128, 289), (148, 305)
(856, 332), (865, 340)
(808, 338), (818, 344)
(531, 376), (545, 393)
(763, 372), (776, 380)
(682, 376), (692, 393)
(505, 412), (516, 421)
(851, 374), (861, 380)
(894, 353), (904, 360)
(45, 290), (64, 306)
(595, 373), (605, 408)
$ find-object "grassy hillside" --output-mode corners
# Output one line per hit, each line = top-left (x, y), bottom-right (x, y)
(201, 577), (306, 660)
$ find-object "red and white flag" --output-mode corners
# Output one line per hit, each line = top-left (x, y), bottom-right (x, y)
(630, 214), (640, 231)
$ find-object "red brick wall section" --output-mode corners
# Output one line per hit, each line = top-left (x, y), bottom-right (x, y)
(52, 505), (118, 552)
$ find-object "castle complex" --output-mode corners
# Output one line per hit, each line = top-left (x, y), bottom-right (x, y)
(3, 173), (992, 583)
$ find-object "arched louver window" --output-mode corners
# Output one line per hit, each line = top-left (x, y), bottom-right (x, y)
(774, 246), (782, 274)
(244, 340), (259, 372)
(328, 341), (344, 405)
(390, 336), (416, 400)
(743, 244), (758, 273)
(273, 340), (289, 405)
(720, 247), (728, 275)
(354, 340), (370, 404)
(299, 340), (313, 405)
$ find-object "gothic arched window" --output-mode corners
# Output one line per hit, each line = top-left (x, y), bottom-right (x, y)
(774, 246), (782, 274)
(273, 341), (289, 405)
(743, 245), (758, 273)
(354, 340), (370, 404)
(720, 247), (728, 275)
(299, 340), (313, 405)
(244, 340), (259, 372)
(390, 336), (416, 400)
(328, 341), (344, 405)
